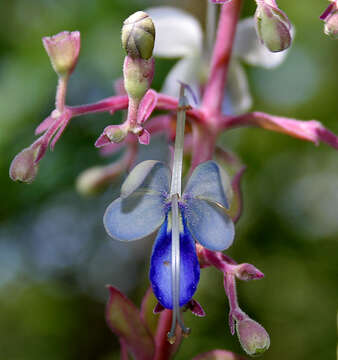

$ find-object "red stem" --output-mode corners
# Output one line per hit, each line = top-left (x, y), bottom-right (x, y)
(154, 310), (173, 360)
(201, 0), (242, 117)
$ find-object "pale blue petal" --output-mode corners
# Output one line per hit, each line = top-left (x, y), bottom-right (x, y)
(104, 192), (168, 242)
(183, 161), (232, 209)
(150, 213), (200, 309)
(183, 198), (235, 251)
(121, 160), (170, 198)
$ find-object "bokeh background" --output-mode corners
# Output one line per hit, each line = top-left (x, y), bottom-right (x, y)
(1, 0), (337, 359)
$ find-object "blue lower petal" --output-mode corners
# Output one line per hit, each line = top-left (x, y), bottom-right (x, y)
(149, 213), (200, 309)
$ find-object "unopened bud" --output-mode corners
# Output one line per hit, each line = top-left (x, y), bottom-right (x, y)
(123, 56), (155, 101)
(234, 263), (264, 281)
(320, 2), (338, 39)
(42, 31), (80, 77)
(76, 166), (109, 196)
(9, 144), (41, 183)
(95, 125), (128, 148)
(325, 12), (338, 38)
(122, 11), (155, 60)
(255, 1), (292, 52)
(107, 126), (128, 143)
(236, 316), (270, 356)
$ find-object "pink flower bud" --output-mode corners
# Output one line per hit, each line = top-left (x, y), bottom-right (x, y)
(255, 0), (292, 52)
(236, 316), (270, 356)
(233, 263), (264, 281)
(9, 142), (43, 183)
(42, 31), (80, 77)
(320, 2), (338, 39)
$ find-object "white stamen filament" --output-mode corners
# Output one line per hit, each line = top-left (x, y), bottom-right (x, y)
(167, 85), (190, 344)
(169, 85), (187, 197)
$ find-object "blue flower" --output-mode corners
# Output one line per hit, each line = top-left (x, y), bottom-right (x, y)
(103, 160), (234, 311)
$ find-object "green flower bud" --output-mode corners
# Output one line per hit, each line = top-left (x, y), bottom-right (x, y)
(255, 1), (292, 52)
(122, 11), (155, 60)
(123, 56), (155, 101)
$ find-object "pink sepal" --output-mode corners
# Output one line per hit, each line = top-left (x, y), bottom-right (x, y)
(35, 115), (54, 135)
(223, 112), (338, 149)
(153, 302), (165, 314)
(137, 89), (158, 125)
(320, 2), (335, 20)
(187, 299), (206, 317)
(95, 133), (111, 148)
(138, 129), (151, 145)
(50, 112), (72, 150)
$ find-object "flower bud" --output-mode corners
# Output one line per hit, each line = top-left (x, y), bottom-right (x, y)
(42, 31), (80, 77)
(234, 263), (264, 281)
(320, 2), (338, 39)
(325, 11), (338, 38)
(9, 144), (41, 183)
(236, 316), (270, 356)
(77, 165), (122, 196)
(255, 1), (292, 52)
(123, 56), (155, 101)
(121, 11), (155, 60)
(95, 125), (128, 147)
(76, 166), (107, 196)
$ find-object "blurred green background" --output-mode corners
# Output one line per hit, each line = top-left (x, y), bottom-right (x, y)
(1, 0), (337, 359)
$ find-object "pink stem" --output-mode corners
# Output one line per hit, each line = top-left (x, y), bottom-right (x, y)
(68, 93), (205, 124)
(126, 97), (140, 128)
(55, 75), (69, 112)
(69, 95), (128, 116)
(202, 0), (242, 117)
